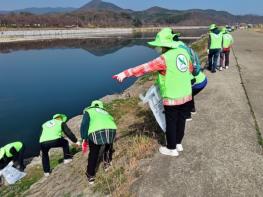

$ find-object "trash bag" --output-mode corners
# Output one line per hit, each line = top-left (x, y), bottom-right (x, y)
(140, 85), (166, 132)
(0, 162), (26, 185)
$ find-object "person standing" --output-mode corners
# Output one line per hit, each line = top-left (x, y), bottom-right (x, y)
(0, 141), (25, 171)
(113, 28), (193, 157)
(208, 24), (223, 73)
(80, 100), (117, 184)
(220, 27), (234, 69)
(39, 114), (78, 176)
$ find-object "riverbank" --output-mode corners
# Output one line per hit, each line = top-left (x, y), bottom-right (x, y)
(0, 35), (208, 196)
(0, 27), (207, 43)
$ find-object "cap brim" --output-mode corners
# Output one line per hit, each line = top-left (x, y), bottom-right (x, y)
(53, 114), (68, 122)
(148, 41), (177, 48)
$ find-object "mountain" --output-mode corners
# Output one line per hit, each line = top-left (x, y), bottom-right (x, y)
(0, 7), (76, 15)
(1, 0), (263, 28)
(77, 0), (132, 13)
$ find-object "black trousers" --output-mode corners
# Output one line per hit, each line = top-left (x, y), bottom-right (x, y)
(188, 87), (205, 113)
(220, 50), (230, 67)
(208, 49), (220, 72)
(40, 138), (71, 173)
(164, 102), (190, 150)
(87, 140), (113, 177)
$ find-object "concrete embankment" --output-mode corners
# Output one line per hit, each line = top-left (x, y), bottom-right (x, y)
(0, 26), (206, 43)
(131, 30), (263, 196)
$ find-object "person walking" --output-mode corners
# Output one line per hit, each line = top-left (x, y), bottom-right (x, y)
(80, 100), (117, 185)
(113, 28), (193, 157)
(0, 141), (25, 171)
(208, 24), (223, 73)
(220, 27), (234, 69)
(39, 114), (79, 177)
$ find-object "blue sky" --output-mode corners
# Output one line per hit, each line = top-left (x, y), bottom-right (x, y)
(0, 0), (262, 15)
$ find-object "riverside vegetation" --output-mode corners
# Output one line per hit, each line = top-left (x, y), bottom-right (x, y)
(0, 36), (208, 197)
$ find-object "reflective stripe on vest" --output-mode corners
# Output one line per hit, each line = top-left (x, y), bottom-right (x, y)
(2, 142), (23, 158)
(194, 71), (206, 85)
(157, 48), (192, 103)
(85, 107), (117, 135)
(39, 119), (63, 143)
(210, 33), (223, 49)
(223, 33), (233, 48)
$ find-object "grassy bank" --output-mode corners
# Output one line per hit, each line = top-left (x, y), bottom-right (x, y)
(0, 147), (80, 197)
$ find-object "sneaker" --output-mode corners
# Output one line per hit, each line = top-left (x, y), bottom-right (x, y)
(104, 162), (112, 172)
(186, 118), (192, 122)
(226, 66), (229, 69)
(191, 108), (197, 115)
(63, 159), (72, 164)
(219, 67), (223, 71)
(44, 173), (50, 177)
(86, 173), (95, 185)
(159, 146), (179, 157)
(176, 144), (184, 152)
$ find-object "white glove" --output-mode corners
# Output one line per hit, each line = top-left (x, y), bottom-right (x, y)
(207, 49), (210, 54)
(113, 72), (126, 83)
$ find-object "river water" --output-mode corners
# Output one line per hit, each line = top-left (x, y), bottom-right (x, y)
(0, 30), (205, 157)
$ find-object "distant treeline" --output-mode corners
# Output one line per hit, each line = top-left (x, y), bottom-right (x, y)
(1, 8), (263, 28)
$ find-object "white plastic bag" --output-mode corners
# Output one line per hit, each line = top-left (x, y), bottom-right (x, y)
(0, 162), (26, 185)
(140, 85), (166, 132)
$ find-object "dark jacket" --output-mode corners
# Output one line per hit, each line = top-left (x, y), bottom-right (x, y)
(62, 123), (78, 143)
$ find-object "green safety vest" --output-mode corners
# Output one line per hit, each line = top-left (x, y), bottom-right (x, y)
(194, 71), (206, 85)
(209, 32), (223, 49)
(223, 33), (233, 48)
(85, 107), (117, 135)
(0, 142), (23, 158)
(156, 48), (192, 103)
(39, 119), (63, 143)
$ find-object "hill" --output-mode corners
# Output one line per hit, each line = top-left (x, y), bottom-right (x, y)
(0, 0), (263, 28)
(77, 0), (132, 13)
(0, 7), (76, 15)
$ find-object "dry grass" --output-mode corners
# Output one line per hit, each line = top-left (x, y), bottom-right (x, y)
(92, 98), (163, 196)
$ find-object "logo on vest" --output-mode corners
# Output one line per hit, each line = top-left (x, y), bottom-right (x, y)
(46, 120), (56, 128)
(176, 54), (188, 72)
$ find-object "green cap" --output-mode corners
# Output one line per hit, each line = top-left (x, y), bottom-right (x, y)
(53, 114), (68, 122)
(173, 32), (181, 37)
(209, 24), (217, 30)
(221, 27), (227, 33)
(91, 100), (104, 108)
(148, 28), (177, 48)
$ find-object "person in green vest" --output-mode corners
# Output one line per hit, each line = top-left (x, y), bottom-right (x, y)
(39, 114), (79, 177)
(0, 141), (25, 171)
(113, 28), (193, 157)
(80, 100), (117, 184)
(208, 24), (223, 73)
(220, 27), (234, 70)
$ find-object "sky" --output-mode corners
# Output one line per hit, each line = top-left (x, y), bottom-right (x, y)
(0, 0), (262, 15)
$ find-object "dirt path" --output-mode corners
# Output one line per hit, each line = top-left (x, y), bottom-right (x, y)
(132, 30), (263, 197)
